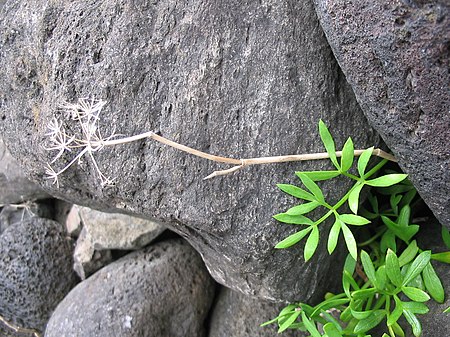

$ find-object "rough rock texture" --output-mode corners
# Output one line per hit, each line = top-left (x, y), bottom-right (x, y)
(0, 0), (380, 301)
(313, 0), (450, 228)
(73, 227), (113, 280)
(0, 139), (50, 204)
(45, 239), (216, 337)
(209, 287), (305, 337)
(0, 217), (78, 332)
(0, 201), (53, 234)
(79, 206), (165, 250)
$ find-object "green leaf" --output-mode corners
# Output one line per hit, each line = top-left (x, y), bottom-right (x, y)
(351, 309), (373, 320)
(341, 223), (357, 260)
(366, 174), (408, 187)
(443, 306), (450, 313)
(357, 147), (374, 177)
(275, 227), (313, 249)
(397, 205), (411, 227)
(431, 252), (450, 264)
(422, 262), (444, 303)
(402, 286), (430, 302)
(390, 194), (402, 214)
(351, 288), (377, 300)
(278, 310), (301, 333)
(348, 183), (364, 214)
(297, 170), (340, 181)
(376, 265), (387, 290)
(327, 219), (341, 254)
(386, 249), (403, 287)
(319, 120), (340, 169)
(403, 309), (422, 337)
(360, 250), (378, 288)
(285, 201), (321, 215)
(273, 213), (314, 225)
(398, 240), (419, 267)
(402, 301), (429, 314)
(323, 322), (342, 337)
(380, 230), (397, 253)
(339, 214), (370, 226)
(354, 310), (385, 334)
(442, 227), (450, 249)
(310, 298), (350, 317)
(387, 295), (403, 326)
(277, 184), (315, 201)
(304, 226), (320, 261)
(340, 137), (354, 172)
(298, 173), (325, 203)
(381, 216), (419, 243)
(399, 188), (417, 209)
(403, 251), (431, 286)
(301, 311), (321, 337)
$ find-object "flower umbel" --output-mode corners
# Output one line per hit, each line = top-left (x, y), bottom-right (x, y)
(44, 98), (116, 187)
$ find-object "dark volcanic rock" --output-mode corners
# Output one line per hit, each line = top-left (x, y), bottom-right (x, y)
(209, 287), (305, 337)
(0, 0), (379, 301)
(44, 239), (215, 337)
(313, 0), (450, 228)
(0, 218), (78, 332)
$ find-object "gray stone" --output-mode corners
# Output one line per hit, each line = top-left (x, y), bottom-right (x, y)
(73, 227), (113, 280)
(0, 201), (53, 234)
(0, 0), (380, 301)
(53, 199), (79, 236)
(313, 0), (450, 228)
(209, 287), (306, 337)
(0, 217), (78, 332)
(0, 139), (50, 204)
(45, 239), (216, 337)
(78, 206), (165, 250)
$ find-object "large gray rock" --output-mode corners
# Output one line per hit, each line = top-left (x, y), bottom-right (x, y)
(0, 139), (50, 204)
(313, 0), (450, 228)
(45, 239), (216, 337)
(0, 0), (379, 301)
(209, 287), (306, 337)
(0, 217), (78, 332)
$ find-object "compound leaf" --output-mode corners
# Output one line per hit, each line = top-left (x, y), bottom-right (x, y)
(402, 286), (430, 302)
(277, 184), (315, 201)
(275, 227), (313, 249)
(341, 223), (357, 260)
(348, 183), (364, 214)
(304, 226), (320, 261)
(340, 214), (371, 226)
(297, 170), (340, 181)
(422, 262), (444, 303)
(403, 251), (431, 286)
(402, 301), (429, 315)
(327, 219), (341, 254)
(285, 201), (320, 215)
(403, 309), (422, 337)
(319, 120), (340, 169)
(340, 137), (354, 172)
(358, 147), (374, 177)
(273, 213), (314, 225)
(366, 174), (408, 187)
(298, 173), (325, 203)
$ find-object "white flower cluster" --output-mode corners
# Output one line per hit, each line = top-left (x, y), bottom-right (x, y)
(44, 98), (117, 187)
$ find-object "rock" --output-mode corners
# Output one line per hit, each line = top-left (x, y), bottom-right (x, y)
(0, 0), (380, 301)
(78, 206), (165, 250)
(0, 139), (51, 204)
(0, 200), (53, 234)
(45, 239), (216, 337)
(313, 0), (450, 228)
(209, 287), (305, 337)
(0, 217), (78, 332)
(73, 227), (113, 280)
(53, 199), (79, 236)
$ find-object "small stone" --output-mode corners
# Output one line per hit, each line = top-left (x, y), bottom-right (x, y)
(79, 206), (165, 250)
(64, 204), (82, 237)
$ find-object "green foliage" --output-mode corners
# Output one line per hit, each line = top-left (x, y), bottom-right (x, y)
(264, 121), (449, 336)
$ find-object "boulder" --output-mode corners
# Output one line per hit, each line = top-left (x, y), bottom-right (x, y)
(0, 0), (380, 301)
(0, 139), (50, 204)
(313, 0), (450, 228)
(0, 217), (78, 332)
(45, 239), (216, 337)
(209, 287), (305, 337)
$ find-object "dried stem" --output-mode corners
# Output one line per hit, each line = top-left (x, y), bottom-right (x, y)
(0, 314), (41, 337)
